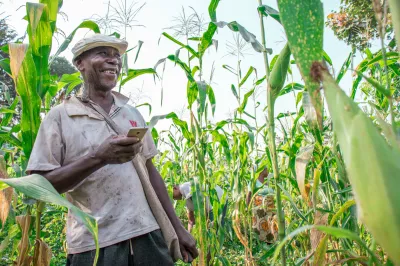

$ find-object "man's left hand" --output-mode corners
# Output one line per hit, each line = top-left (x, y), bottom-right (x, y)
(176, 227), (198, 263)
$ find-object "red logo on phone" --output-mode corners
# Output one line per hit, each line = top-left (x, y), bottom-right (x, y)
(129, 120), (137, 127)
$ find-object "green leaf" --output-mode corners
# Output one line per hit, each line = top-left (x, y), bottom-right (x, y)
(9, 44), (41, 159)
(0, 175), (99, 266)
(322, 50), (333, 66)
(161, 32), (198, 58)
(199, 23), (218, 58)
(207, 85), (216, 116)
(50, 20), (100, 63)
(355, 71), (391, 98)
(187, 81), (199, 108)
(135, 102), (152, 116)
(237, 88), (255, 113)
(258, 5), (281, 24)
(231, 84), (239, 101)
(239, 67), (256, 87)
(214, 21), (264, 53)
(277, 0), (324, 128)
(336, 50), (354, 83)
(120, 68), (157, 86)
(279, 82), (304, 97)
(208, 0), (221, 22)
(318, 66), (400, 264)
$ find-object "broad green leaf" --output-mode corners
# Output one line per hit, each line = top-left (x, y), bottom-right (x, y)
(277, 0), (324, 128)
(26, 3), (53, 98)
(208, 0), (220, 22)
(317, 65), (400, 264)
(269, 43), (291, 102)
(120, 68), (157, 86)
(187, 81), (199, 108)
(0, 175), (99, 266)
(258, 5), (280, 24)
(50, 20), (100, 63)
(155, 55), (194, 82)
(199, 23), (218, 58)
(9, 44), (41, 159)
(214, 21), (264, 53)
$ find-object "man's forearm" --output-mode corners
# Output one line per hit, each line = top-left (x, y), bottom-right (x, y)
(30, 154), (105, 194)
(146, 159), (185, 232)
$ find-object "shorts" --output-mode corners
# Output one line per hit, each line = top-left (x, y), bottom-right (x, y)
(66, 229), (174, 266)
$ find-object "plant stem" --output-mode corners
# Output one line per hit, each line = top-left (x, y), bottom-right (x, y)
(267, 96), (286, 265)
(257, 0), (271, 79)
(258, 0), (286, 264)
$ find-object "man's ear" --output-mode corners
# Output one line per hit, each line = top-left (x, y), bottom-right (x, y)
(75, 58), (84, 71)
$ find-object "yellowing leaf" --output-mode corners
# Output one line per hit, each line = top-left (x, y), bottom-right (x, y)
(8, 43), (28, 82)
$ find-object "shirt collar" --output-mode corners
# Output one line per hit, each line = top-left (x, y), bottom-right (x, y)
(64, 90), (130, 118)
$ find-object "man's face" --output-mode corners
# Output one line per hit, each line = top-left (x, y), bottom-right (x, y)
(173, 185), (183, 200)
(75, 46), (122, 92)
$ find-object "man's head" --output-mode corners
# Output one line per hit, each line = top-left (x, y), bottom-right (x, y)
(71, 34), (128, 92)
(173, 185), (183, 200)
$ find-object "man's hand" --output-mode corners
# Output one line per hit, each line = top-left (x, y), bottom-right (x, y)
(176, 227), (198, 263)
(91, 135), (142, 164)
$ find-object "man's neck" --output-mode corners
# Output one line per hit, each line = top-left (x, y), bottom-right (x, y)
(85, 84), (114, 113)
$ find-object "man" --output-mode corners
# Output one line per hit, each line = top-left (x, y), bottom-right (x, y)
(172, 182), (224, 233)
(247, 168), (277, 244)
(27, 34), (198, 265)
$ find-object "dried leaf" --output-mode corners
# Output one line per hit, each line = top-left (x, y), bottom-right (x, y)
(8, 43), (28, 82)
(0, 155), (13, 227)
(311, 211), (328, 249)
(33, 240), (52, 266)
(15, 215), (32, 266)
(295, 145), (314, 205)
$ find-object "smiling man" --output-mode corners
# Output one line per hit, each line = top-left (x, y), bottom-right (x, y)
(26, 34), (197, 265)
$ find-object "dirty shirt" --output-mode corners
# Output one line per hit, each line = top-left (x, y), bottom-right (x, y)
(26, 91), (159, 254)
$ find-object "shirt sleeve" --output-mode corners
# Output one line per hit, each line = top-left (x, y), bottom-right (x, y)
(26, 108), (65, 173)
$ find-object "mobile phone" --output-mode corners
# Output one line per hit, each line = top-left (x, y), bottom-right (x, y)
(127, 127), (148, 141)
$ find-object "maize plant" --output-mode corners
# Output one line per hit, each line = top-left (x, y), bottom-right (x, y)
(0, 0), (399, 265)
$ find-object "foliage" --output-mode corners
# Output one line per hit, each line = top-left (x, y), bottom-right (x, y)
(326, 0), (394, 51)
(49, 56), (76, 78)
(0, 0), (399, 265)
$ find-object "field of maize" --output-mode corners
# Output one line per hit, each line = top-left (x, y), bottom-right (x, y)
(0, 0), (399, 265)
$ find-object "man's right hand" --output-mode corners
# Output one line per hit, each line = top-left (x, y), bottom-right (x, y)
(91, 135), (142, 164)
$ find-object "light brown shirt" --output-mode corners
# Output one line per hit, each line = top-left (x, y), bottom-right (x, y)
(27, 91), (159, 254)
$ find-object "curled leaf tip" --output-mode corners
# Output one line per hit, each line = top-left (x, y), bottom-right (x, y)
(310, 61), (327, 83)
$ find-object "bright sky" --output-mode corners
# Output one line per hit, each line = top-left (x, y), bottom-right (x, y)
(4, 0), (378, 130)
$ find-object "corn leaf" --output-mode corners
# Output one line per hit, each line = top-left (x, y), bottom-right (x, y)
(50, 20), (100, 63)
(214, 21), (264, 53)
(9, 44), (41, 159)
(277, 0), (324, 128)
(0, 174), (99, 266)
(120, 68), (157, 86)
(319, 67), (400, 264)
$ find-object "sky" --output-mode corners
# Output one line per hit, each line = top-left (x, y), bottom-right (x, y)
(3, 0), (378, 130)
